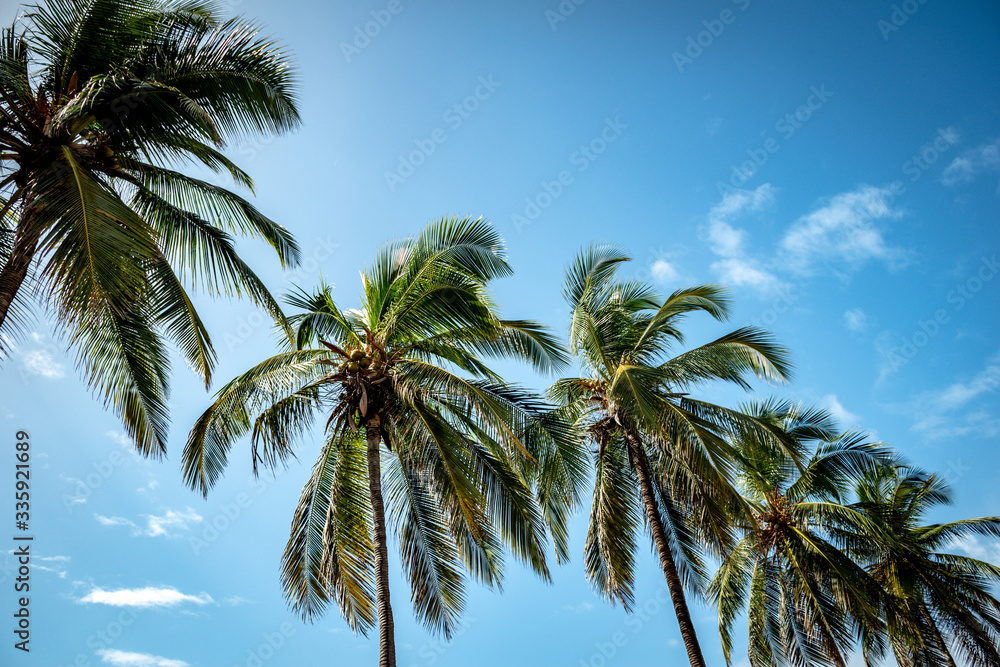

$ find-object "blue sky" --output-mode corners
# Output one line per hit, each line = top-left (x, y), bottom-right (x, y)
(2, 0), (999, 665)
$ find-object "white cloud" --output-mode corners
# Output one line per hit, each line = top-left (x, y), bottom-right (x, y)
(709, 184), (776, 222)
(910, 351), (1000, 440)
(822, 394), (861, 427)
(934, 357), (1000, 411)
(95, 515), (137, 529)
(143, 508), (202, 537)
(22, 349), (65, 379)
(650, 259), (679, 283)
(941, 157), (976, 186)
(948, 535), (1000, 567)
(941, 139), (1000, 187)
(561, 601), (594, 614)
(843, 308), (869, 332)
(222, 596), (253, 606)
(80, 587), (213, 608)
(780, 185), (909, 275)
(95, 509), (201, 538)
(706, 220), (745, 258)
(711, 257), (787, 295)
(97, 649), (190, 667)
(106, 431), (132, 449)
(32, 555), (70, 579)
(703, 184), (786, 296)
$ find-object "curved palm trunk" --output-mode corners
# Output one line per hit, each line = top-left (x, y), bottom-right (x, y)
(0, 211), (39, 335)
(919, 603), (957, 667)
(365, 414), (396, 667)
(628, 436), (707, 667)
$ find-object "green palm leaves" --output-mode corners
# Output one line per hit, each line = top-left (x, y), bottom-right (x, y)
(0, 0), (300, 455)
(551, 244), (793, 667)
(184, 217), (576, 666)
(850, 468), (1000, 667)
(710, 401), (1000, 667)
(710, 401), (896, 667)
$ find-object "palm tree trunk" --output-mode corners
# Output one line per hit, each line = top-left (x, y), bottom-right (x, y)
(628, 436), (708, 667)
(0, 210), (39, 335)
(365, 414), (396, 667)
(919, 602), (957, 667)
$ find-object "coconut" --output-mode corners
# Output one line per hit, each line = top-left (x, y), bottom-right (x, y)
(349, 349), (365, 361)
(347, 361), (360, 373)
(359, 358), (372, 369)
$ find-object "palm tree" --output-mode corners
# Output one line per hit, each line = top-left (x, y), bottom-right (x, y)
(549, 245), (794, 667)
(849, 466), (1000, 667)
(183, 217), (584, 667)
(0, 0), (300, 455)
(709, 400), (895, 667)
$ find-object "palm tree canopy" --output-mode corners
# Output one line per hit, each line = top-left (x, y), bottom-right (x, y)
(710, 400), (897, 667)
(0, 0), (301, 456)
(550, 244), (796, 610)
(849, 467), (1000, 667)
(183, 216), (587, 639)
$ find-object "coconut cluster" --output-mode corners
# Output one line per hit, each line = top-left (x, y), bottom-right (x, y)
(341, 348), (373, 374)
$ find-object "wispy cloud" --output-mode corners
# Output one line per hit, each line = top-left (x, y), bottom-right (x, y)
(703, 184), (788, 296)
(779, 185), (909, 275)
(941, 138), (1000, 187)
(560, 601), (594, 614)
(222, 596), (253, 606)
(650, 259), (679, 284)
(31, 555), (70, 579)
(909, 351), (1000, 440)
(22, 348), (65, 379)
(95, 509), (202, 538)
(948, 535), (1000, 567)
(843, 308), (870, 332)
(95, 515), (137, 529)
(143, 509), (202, 537)
(80, 587), (213, 609)
(96, 649), (190, 667)
(823, 394), (861, 426)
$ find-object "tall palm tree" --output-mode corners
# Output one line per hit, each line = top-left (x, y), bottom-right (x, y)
(183, 217), (585, 667)
(849, 467), (1000, 667)
(709, 400), (895, 667)
(549, 245), (794, 667)
(0, 0), (300, 455)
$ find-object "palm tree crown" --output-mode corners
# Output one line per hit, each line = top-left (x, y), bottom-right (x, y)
(709, 400), (896, 667)
(549, 244), (794, 667)
(184, 217), (583, 667)
(0, 0), (301, 455)
(848, 467), (1000, 667)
